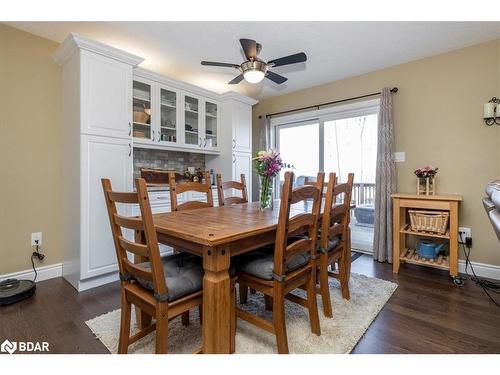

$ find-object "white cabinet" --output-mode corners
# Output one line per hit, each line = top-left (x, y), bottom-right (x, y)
(206, 94), (257, 201)
(232, 101), (253, 153)
(54, 33), (143, 292)
(180, 93), (220, 152)
(132, 78), (154, 142)
(133, 75), (220, 154)
(81, 50), (133, 139)
(203, 100), (220, 151)
(233, 151), (252, 185)
(81, 135), (133, 279)
(158, 85), (181, 145)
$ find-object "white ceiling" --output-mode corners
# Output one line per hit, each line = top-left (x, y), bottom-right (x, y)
(7, 21), (500, 100)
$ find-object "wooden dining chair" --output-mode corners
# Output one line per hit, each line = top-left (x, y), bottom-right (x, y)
(216, 173), (248, 206)
(101, 177), (204, 354)
(168, 171), (214, 211)
(317, 172), (354, 318)
(235, 171), (325, 354)
(167, 171), (214, 325)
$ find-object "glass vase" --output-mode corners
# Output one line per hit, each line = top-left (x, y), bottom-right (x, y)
(259, 176), (274, 211)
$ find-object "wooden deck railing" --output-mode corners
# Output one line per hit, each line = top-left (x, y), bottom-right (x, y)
(352, 182), (376, 206)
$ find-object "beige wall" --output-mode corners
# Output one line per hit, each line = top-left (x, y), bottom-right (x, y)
(0, 24), (62, 275)
(253, 39), (500, 267)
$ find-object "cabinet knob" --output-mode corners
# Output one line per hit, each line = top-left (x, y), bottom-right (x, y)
(232, 153), (236, 163)
(128, 143), (132, 157)
(128, 122), (132, 136)
(232, 138), (236, 149)
(152, 131), (155, 142)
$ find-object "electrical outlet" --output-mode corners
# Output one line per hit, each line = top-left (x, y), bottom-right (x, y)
(458, 227), (472, 244)
(31, 232), (42, 246)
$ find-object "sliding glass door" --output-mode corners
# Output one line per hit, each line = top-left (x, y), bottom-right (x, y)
(323, 114), (377, 252)
(276, 121), (319, 184)
(274, 106), (378, 253)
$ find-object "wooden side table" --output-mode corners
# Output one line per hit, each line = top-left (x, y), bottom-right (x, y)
(392, 193), (463, 283)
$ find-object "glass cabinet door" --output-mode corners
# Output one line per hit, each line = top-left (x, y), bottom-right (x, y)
(132, 81), (152, 140)
(160, 88), (177, 143)
(205, 101), (218, 148)
(184, 95), (199, 146)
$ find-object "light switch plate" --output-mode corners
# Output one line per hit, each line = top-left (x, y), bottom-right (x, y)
(394, 152), (405, 162)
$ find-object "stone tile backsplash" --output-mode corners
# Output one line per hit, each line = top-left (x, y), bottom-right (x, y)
(133, 148), (205, 179)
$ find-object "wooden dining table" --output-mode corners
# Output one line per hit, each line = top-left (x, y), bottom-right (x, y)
(141, 200), (351, 354)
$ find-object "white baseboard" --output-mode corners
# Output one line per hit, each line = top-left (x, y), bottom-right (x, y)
(0, 263), (63, 283)
(459, 260), (500, 281)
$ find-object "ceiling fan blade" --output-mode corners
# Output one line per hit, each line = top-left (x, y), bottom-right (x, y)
(265, 71), (288, 84)
(239, 39), (257, 60)
(201, 61), (240, 69)
(268, 52), (307, 67)
(228, 74), (244, 85)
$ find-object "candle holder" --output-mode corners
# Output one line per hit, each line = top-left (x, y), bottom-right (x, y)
(484, 97), (500, 126)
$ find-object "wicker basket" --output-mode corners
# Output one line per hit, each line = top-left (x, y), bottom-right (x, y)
(408, 210), (449, 234)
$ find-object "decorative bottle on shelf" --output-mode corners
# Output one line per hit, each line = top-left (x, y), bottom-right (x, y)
(210, 169), (215, 186)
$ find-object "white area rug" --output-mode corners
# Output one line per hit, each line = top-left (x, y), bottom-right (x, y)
(86, 273), (397, 354)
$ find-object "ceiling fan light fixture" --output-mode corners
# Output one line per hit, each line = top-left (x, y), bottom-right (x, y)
(241, 61), (267, 84)
(243, 69), (265, 84)
(201, 39), (304, 85)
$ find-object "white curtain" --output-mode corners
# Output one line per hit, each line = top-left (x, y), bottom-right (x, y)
(373, 87), (396, 263)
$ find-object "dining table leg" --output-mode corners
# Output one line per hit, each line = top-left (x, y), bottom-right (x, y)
(202, 244), (231, 354)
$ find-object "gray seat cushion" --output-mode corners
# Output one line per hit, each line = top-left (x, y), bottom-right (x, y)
(135, 252), (203, 302)
(235, 248), (311, 281)
(289, 234), (341, 253)
(324, 235), (341, 253)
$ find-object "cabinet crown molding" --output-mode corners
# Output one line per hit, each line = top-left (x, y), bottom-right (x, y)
(53, 32), (145, 67)
(219, 91), (258, 106)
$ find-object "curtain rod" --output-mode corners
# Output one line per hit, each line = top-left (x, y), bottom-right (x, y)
(259, 87), (398, 119)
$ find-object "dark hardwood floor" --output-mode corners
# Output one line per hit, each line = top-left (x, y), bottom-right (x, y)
(1, 255), (499, 354)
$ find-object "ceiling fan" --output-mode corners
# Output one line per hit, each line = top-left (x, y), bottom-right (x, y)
(201, 38), (307, 85)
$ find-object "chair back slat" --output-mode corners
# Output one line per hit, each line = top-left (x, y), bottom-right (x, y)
(119, 236), (150, 258)
(175, 181), (211, 194)
(320, 173), (354, 251)
(328, 223), (345, 237)
(123, 259), (154, 281)
(108, 191), (139, 204)
(224, 196), (247, 205)
(113, 214), (144, 231)
(333, 183), (352, 197)
(216, 173), (248, 206)
(285, 238), (312, 261)
(289, 186), (319, 205)
(287, 213), (316, 234)
(102, 178), (168, 296)
(177, 200), (212, 211)
(273, 171), (324, 278)
(169, 172), (214, 211)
